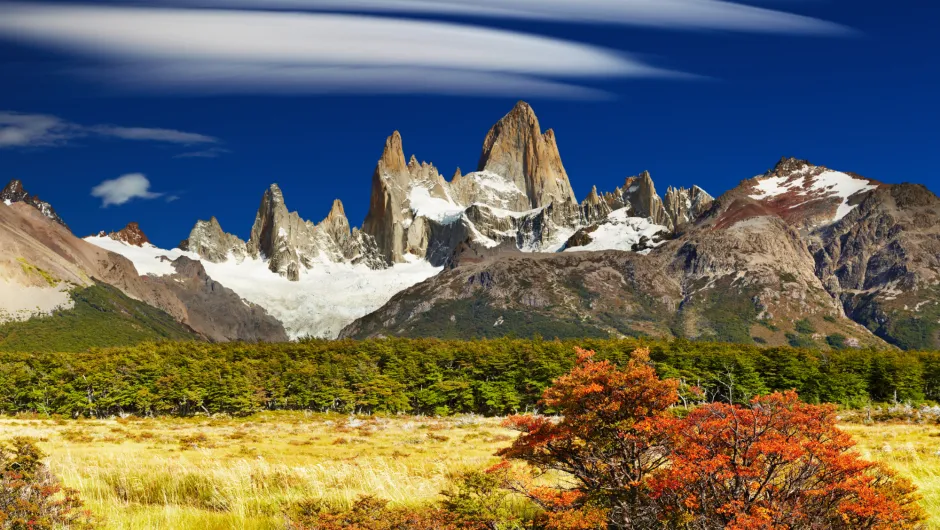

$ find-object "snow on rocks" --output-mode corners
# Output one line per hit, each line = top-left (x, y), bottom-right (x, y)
(86, 236), (441, 339)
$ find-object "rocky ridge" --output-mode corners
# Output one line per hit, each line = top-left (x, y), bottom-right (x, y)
(181, 101), (710, 281)
(98, 222), (151, 247)
(343, 157), (939, 350)
(1, 179), (68, 228)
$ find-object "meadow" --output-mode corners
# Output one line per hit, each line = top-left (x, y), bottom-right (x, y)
(2, 413), (939, 529)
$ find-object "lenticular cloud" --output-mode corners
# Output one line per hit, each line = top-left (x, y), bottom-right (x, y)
(163, 0), (850, 35)
(0, 3), (683, 98)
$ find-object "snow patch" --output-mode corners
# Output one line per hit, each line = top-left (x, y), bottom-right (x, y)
(565, 209), (668, 253)
(2, 200), (11, 207)
(749, 170), (877, 222)
(85, 236), (441, 339)
(408, 186), (464, 224)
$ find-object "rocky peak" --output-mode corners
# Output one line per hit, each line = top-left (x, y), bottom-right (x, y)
(1, 178), (68, 229)
(246, 184), (313, 280)
(108, 222), (150, 247)
(663, 185), (715, 230)
(181, 216), (248, 263)
(772, 156), (812, 175)
(744, 158), (880, 230)
(379, 131), (407, 174)
(580, 185), (612, 225)
(621, 171), (670, 228)
(475, 101), (577, 215)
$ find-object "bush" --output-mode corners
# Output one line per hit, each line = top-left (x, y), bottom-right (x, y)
(795, 318), (816, 334)
(499, 348), (926, 529)
(0, 438), (95, 529)
(827, 333), (848, 349)
(287, 495), (478, 530)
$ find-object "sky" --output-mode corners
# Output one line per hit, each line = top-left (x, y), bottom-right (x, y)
(0, 0), (937, 248)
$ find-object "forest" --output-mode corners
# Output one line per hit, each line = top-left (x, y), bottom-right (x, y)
(1, 337), (937, 418)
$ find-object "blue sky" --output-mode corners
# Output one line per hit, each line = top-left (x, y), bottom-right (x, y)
(1, 0), (937, 248)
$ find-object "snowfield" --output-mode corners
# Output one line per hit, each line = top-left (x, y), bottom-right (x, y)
(86, 236), (442, 339)
(749, 169), (877, 222)
(564, 208), (668, 253)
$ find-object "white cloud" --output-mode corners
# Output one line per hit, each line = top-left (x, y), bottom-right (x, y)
(161, 0), (850, 35)
(0, 111), (220, 149)
(0, 112), (77, 148)
(90, 126), (218, 144)
(91, 173), (163, 207)
(0, 4), (685, 98)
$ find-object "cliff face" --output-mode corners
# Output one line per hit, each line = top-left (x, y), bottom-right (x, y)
(471, 101), (578, 218)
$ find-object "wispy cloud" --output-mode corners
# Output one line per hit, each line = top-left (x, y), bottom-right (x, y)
(0, 111), (220, 149)
(91, 173), (163, 207)
(0, 4), (687, 98)
(89, 126), (217, 144)
(0, 111), (76, 148)
(160, 0), (850, 35)
(173, 147), (231, 159)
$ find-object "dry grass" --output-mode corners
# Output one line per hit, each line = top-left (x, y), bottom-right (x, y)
(0, 412), (514, 529)
(2, 414), (939, 529)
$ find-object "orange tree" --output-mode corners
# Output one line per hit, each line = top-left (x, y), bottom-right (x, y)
(499, 348), (925, 530)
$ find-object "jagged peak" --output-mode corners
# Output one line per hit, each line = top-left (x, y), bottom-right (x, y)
(772, 156), (814, 174)
(1, 177), (69, 228)
(379, 131), (407, 173)
(1, 178), (25, 197)
(109, 222), (150, 247)
(263, 183), (286, 205)
(452, 167), (462, 181)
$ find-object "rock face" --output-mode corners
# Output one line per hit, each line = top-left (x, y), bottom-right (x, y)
(1, 179), (68, 228)
(144, 256), (288, 342)
(810, 183), (940, 349)
(184, 185), (384, 280)
(470, 101), (578, 220)
(106, 222), (151, 247)
(179, 217), (248, 263)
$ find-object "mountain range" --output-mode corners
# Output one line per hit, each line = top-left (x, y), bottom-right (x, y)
(2, 102), (938, 351)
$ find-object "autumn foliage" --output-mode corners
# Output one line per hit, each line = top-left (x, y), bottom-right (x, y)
(0, 438), (95, 530)
(499, 348), (926, 529)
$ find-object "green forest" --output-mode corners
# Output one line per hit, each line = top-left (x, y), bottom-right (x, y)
(1, 338), (937, 417)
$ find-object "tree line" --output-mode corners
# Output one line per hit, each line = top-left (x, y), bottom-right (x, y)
(1, 337), (938, 417)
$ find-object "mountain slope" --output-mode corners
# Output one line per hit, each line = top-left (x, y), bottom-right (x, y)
(0, 283), (200, 352)
(1, 184), (287, 343)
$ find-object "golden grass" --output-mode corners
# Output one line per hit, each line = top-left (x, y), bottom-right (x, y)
(0, 413), (515, 529)
(2, 414), (939, 529)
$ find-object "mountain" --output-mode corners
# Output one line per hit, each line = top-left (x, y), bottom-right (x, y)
(7, 103), (932, 349)
(0, 183), (287, 345)
(342, 156), (939, 350)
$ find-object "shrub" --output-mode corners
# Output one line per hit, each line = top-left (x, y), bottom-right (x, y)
(499, 348), (926, 529)
(287, 495), (478, 530)
(827, 333), (849, 349)
(0, 438), (95, 529)
(795, 318), (816, 334)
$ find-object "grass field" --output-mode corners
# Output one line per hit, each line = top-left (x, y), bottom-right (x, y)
(2, 413), (939, 529)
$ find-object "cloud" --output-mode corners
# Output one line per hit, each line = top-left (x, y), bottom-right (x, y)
(0, 111), (220, 149)
(90, 173), (163, 207)
(90, 126), (218, 144)
(173, 147), (231, 158)
(0, 111), (77, 148)
(0, 4), (687, 98)
(160, 0), (850, 35)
